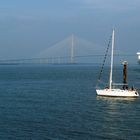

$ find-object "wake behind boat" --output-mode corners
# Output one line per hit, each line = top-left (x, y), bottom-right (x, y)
(96, 29), (139, 97)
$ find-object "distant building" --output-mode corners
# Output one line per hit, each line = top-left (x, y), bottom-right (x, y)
(137, 52), (140, 64)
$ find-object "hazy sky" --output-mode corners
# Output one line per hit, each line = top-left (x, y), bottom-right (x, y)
(0, 0), (140, 59)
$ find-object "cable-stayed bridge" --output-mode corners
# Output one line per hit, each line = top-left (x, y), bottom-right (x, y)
(0, 34), (137, 65)
(0, 34), (106, 65)
(36, 34), (105, 64)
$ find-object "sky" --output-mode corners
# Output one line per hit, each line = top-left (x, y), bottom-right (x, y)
(0, 0), (140, 61)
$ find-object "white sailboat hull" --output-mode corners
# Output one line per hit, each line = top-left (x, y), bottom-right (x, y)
(137, 52), (140, 64)
(96, 89), (139, 97)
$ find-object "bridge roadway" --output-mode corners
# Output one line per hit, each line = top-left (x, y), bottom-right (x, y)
(0, 54), (136, 65)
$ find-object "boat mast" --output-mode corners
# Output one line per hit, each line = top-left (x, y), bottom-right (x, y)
(109, 29), (115, 89)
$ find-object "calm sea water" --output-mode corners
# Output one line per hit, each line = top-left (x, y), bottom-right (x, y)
(0, 64), (140, 140)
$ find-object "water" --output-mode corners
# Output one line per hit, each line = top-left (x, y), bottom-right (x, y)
(0, 64), (140, 140)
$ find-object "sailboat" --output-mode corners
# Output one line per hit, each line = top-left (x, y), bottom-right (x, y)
(96, 29), (139, 97)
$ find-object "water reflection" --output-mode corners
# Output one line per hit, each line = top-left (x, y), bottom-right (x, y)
(95, 95), (139, 139)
